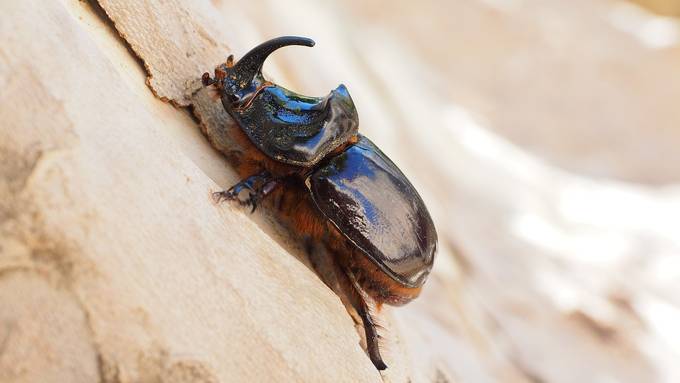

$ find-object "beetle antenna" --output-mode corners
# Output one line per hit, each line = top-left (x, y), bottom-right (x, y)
(201, 72), (215, 86)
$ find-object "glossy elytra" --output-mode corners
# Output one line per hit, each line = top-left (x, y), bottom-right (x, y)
(203, 36), (437, 370)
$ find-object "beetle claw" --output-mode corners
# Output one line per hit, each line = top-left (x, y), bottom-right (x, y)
(212, 190), (233, 204)
(249, 197), (258, 213)
(213, 173), (275, 213)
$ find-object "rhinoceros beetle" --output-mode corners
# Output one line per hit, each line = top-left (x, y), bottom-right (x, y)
(202, 36), (437, 370)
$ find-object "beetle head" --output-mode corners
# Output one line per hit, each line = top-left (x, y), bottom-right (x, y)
(203, 36), (315, 107)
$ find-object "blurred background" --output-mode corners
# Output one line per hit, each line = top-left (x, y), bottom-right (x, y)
(217, 0), (680, 381)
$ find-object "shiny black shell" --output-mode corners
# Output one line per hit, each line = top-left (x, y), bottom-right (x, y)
(212, 36), (360, 167)
(227, 83), (358, 167)
(307, 135), (437, 288)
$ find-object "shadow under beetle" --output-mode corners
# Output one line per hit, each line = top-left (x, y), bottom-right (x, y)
(202, 36), (437, 371)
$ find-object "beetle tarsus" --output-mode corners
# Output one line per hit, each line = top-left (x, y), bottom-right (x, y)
(358, 302), (387, 370)
(336, 268), (388, 371)
(213, 171), (279, 213)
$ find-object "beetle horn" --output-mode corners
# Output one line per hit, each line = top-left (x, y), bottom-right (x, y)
(236, 36), (314, 79)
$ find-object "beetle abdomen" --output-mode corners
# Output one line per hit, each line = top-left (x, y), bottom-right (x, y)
(307, 135), (437, 288)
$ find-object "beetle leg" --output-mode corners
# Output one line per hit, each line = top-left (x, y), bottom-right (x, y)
(335, 268), (387, 370)
(351, 280), (387, 370)
(307, 240), (387, 370)
(246, 177), (280, 213)
(213, 171), (280, 213)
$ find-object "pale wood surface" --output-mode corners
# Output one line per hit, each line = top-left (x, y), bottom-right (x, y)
(1, 1), (679, 382)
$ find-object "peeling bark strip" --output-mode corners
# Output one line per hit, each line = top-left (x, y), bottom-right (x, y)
(96, 0), (230, 105)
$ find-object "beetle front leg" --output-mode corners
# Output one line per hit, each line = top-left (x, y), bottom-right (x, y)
(213, 171), (280, 213)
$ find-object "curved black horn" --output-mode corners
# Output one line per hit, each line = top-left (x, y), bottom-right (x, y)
(233, 36), (315, 84)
